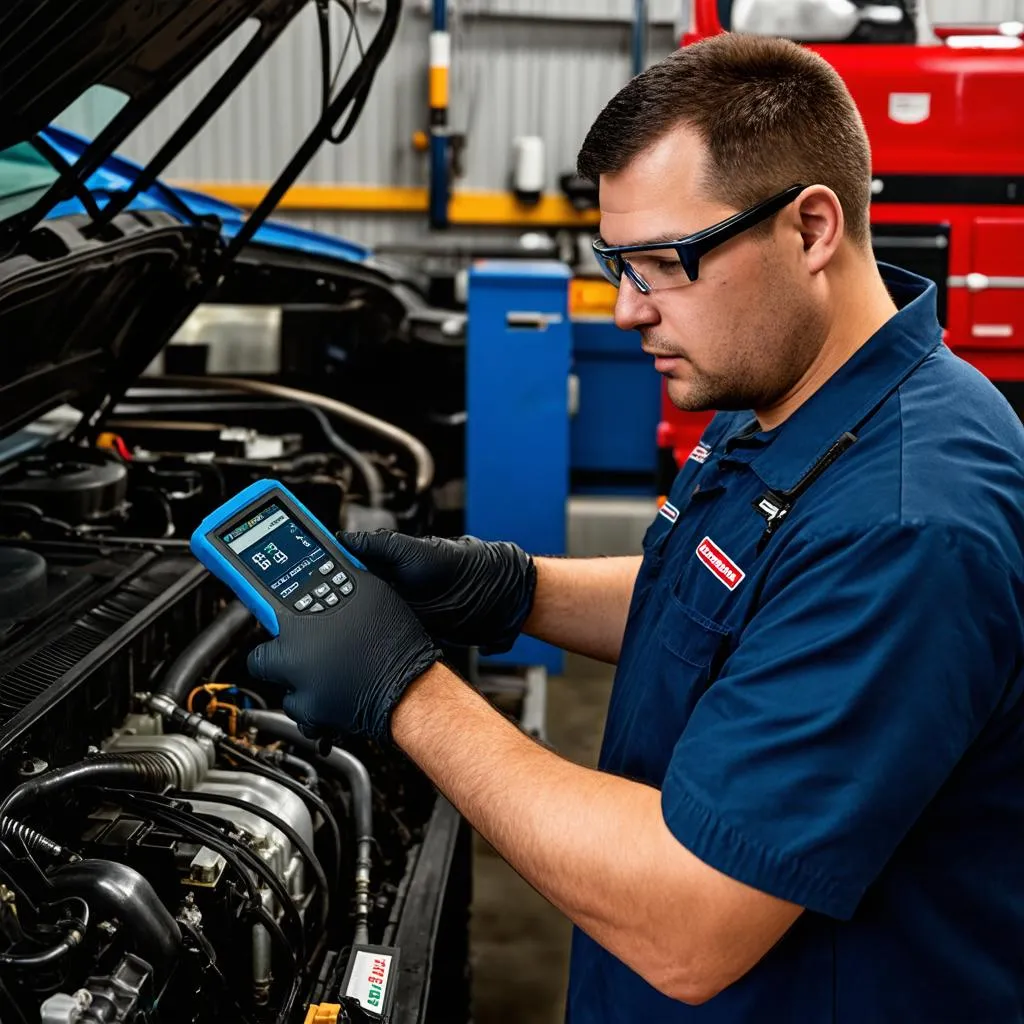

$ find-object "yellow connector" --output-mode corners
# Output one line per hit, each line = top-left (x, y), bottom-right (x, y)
(304, 1005), (341, 1024)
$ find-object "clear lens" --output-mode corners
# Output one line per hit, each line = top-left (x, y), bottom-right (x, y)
(594, 251), (623, 287)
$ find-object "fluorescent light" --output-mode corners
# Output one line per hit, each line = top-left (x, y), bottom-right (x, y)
(944, 34), (1023, 48)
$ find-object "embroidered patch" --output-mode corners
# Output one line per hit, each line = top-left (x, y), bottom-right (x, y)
(688, 443), (711, 464)
(696, 536), (745, 591)
(659, 501), (680, 523)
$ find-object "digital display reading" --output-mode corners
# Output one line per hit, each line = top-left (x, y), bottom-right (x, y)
(220, 502), (327, 603)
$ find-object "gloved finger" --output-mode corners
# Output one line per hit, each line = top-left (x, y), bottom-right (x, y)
(282, 689), (317, 731)
(338, 529), (405, 578)
(247, 640), (288, 685)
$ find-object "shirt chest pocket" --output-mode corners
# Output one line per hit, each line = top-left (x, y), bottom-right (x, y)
(620, 597), (732, 780)
(657, 596), (731, 677)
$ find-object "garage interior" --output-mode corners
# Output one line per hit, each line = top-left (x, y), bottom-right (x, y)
(0, 1), (1021, 1022)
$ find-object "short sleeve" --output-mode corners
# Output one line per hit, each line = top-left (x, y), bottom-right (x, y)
(661, 521), (1020, 920)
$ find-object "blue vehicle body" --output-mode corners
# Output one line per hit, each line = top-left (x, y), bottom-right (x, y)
(38, 125), (371, 265)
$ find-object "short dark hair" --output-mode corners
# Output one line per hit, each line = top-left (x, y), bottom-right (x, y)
(577, 33), (872, 246)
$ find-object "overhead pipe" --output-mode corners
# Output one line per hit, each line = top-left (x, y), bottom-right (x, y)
(632, 0), (649, 76)
(429, 0), (451, 228)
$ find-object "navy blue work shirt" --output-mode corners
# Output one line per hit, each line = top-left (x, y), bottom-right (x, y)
(566, 265), (1024, 1023)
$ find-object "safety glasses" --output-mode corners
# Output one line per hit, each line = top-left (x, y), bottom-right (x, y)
(592, 184), (806, 294)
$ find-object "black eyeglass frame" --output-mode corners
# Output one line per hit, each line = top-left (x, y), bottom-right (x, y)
(592, 184), (807, 294)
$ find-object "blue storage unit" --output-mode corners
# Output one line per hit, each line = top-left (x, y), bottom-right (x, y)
(570, 318), (661, 494)
(466, 261), (571, 674)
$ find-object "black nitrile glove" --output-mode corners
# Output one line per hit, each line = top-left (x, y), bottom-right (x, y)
(341, 531), (537, 654)
(246, 572), (442, 744)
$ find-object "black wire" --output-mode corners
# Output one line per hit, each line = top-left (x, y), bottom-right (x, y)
(330, 0), (365, 98)
(0, 975), (30, 1024)
(121, 794), (306, 1008)
(173, 790), (329, 939)
(218, 741), (342, 900)
(325, 0), (380, 145)
(116, 792), (305, 962)
(275, 971), (304, 1024)
(316, 0), (332, 127)
(0, 856), (39, 917)
(228, 687), (268, 711)
(178, 917), (257, 1024)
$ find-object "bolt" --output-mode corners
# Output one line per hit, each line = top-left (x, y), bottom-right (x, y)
(17, 757), (48, 778)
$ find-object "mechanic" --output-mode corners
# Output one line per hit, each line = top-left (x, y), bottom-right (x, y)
(248, 34), (1024, 1022)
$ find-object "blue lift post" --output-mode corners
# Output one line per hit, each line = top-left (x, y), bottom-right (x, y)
(466, 260), (572, 675)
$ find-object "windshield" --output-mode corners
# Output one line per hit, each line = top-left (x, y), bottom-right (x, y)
(0, 143), (58, 221)
(0, 85), (127, 223)
(728, 0), (917, 44)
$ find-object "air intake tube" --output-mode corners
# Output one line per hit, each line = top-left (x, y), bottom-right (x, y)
(0, 752), (180, 820)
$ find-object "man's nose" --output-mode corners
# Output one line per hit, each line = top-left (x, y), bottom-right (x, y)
(614, 277), (659, 333)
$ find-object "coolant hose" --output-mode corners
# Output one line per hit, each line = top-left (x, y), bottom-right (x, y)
(163, 375), (436, 496)
(0, 753), (180, 821)
(157, 601), (252, 706)
(0, 929), (82, 967)
(243, 710), (374, 945)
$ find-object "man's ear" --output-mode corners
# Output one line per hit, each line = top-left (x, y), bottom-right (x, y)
(790, 185), (844, 273)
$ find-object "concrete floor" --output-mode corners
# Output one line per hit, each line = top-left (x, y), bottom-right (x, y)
(471, 654), (616, 1023)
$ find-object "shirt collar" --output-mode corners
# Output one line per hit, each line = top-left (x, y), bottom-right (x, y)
(725, 263), (944, 493)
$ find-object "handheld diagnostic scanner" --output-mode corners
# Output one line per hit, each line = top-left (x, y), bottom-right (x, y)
(190, 479), (368, 636)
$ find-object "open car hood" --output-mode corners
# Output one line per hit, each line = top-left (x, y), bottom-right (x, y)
(38, 126), (374, 266)
(0, 0), (402, 443)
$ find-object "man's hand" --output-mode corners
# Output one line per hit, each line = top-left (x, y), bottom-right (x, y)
(246, 570), (442, 743)
(342, 531), (536, 653)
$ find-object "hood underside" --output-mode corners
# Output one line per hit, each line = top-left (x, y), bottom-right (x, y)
(1, 0), (305, 152)
(0, 209), (222, 439)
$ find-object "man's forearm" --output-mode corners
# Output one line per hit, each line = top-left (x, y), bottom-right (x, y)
(390, 662), (692, 996)
(391, 663), (800, 1004)
(523, 556), (640, 664)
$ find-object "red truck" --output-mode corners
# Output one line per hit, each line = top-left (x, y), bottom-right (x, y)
(658, 0), (1024, 489)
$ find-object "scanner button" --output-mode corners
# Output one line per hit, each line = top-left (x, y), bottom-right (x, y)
(314, 583), (331, 598)
(340, 581), (354, 596)
(324, 592), (340, 607)
(294, 595), (313, 611)
(332, 571), (348, 586)
(319, 561), (335, 575)
(309, 602), (325, 613)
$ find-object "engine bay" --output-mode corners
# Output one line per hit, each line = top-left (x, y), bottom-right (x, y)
(0, 220), (470, 1024)
(0, 480), (466, 1024)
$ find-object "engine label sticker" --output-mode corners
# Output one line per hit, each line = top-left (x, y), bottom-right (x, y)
(696, 536), (745, 591)
(888, 92), (931, 124)
(346, 951), (393, 1014)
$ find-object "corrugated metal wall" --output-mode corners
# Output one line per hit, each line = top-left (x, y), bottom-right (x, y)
(55, 0), (1024, 249)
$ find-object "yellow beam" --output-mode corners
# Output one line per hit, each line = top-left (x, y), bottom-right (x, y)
(171, 181), (600, 229)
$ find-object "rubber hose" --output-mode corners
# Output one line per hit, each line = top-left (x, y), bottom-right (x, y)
(162, 375), (435, 496)
(158, 601), (252, 706)
(0, 754), (179, 820)
(259, 749), (319, 788)
(242, 710), (374, 945)
(0, 930), (81, 967)
(242, 712), (372, 844)
(49, 861), (181, 982)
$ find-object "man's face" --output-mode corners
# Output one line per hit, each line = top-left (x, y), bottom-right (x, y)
(598, 126), (828, 414)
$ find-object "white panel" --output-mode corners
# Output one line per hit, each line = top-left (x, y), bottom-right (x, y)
(926, 0), (1024, 21)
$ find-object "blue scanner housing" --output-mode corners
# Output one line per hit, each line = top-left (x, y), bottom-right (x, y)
(190, 479), (367, 636)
